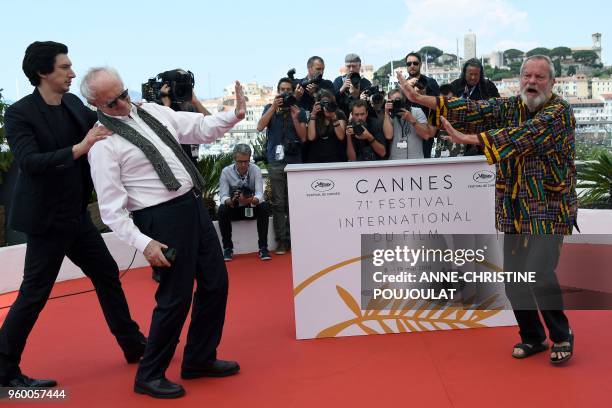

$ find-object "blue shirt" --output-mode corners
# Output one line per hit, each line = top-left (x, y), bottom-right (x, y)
(262, 104), (307, 164)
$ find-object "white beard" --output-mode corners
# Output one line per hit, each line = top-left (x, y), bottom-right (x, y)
(520, 90), (548, 112)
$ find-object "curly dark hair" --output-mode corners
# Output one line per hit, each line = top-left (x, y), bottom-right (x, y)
(22, 41), (68, 86)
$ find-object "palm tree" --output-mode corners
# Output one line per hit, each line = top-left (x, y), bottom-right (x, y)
(577, 150), (612, 208)
(196, 153), (234, 219)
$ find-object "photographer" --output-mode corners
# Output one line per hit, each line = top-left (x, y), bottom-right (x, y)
(306, 90), (347, 163)
(385, 89), (430, 160)
(346, 99), (392, 161)
(361, 86), (386, 119)
(449, 58), (500, 156)
(333, 53), (372, 116)
(256, 78), (307, 254)
(404, 52), (440, 157)
(218, 144), (270, 261)
(149, 69), (211, 166)
(294, 56), (334, 111)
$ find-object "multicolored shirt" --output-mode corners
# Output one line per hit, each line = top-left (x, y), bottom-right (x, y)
(431, 94), (578, 234)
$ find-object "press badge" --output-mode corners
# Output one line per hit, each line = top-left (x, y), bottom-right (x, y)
(275, 145), (285, 161)
(396, 141), (408, 149)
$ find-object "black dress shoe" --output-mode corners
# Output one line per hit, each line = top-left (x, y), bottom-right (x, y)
(181, 359), (240, 379)
(134, 377), (185, 399)
(124, 336), (147, 364)
(5, 373), (57, 387)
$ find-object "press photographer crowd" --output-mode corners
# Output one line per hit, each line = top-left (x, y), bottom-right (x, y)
(0, 40), (577, 398)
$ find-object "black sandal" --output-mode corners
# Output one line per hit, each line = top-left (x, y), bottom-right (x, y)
(512, 341), (549, 359)
(550, 331), (574, 365)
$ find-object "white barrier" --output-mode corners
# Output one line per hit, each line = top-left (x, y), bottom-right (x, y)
(0, 218), (275, 294)
(286, 157), (612, 340)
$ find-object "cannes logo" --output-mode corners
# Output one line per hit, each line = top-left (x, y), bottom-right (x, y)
(311, 179), (335, 192)
(473, 170), (495, 184)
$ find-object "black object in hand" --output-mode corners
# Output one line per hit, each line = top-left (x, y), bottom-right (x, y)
(162, 247), (177, 264)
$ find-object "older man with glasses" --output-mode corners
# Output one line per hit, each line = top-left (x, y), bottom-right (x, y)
(81, 66), (246, 398)
(217, 144), (270, 261)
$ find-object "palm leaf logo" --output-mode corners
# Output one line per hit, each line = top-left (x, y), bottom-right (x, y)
(317, 285), (503, 338)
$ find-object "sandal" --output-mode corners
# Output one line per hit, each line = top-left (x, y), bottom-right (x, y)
(550, 331), (574, 365)
(512, 341), (549, 359)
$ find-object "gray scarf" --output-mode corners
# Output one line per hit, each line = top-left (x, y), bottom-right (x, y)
(97, 106), (204, 192)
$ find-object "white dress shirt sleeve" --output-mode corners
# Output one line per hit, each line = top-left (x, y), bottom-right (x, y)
(219, 167), (231, 204)
(88, 140), (153, 253)
(157, 106), (241, 145)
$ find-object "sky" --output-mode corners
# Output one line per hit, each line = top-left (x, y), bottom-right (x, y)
(1, 0), (610, 102)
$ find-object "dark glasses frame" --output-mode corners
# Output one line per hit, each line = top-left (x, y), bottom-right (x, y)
(106, 89), (129, 108)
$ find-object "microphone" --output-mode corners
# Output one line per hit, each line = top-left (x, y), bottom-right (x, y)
(161, 247), (177, 264)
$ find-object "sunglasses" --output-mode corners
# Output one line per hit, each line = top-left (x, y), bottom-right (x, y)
(407, 61), (420, 66)
(106, 89), (129, 108)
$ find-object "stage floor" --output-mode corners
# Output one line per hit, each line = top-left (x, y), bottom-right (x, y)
(1, 253), (610, 407)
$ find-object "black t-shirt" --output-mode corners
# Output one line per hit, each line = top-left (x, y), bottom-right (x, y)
(306, 111), (347, 163)
(46, 103), (85, 228)
(351, 116), (386, 161)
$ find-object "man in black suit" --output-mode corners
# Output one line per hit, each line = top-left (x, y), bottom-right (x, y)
(0, 41), (146, 388)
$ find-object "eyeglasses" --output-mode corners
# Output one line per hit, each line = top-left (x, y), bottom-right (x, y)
(407, 61), (420, 66)
(235, 159), (250, 165)
(106, 89), (129, 108)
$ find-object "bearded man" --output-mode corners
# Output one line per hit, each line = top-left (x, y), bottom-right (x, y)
(396, 55), (577, 365)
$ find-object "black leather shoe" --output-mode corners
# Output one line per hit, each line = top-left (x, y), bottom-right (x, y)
(134, 377), (185, 399)
(124, 336), (147, 364)
(181, 359), (240, 379)
(5, 373), (57, 387)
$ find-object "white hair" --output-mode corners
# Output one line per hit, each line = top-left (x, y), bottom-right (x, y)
(80, 66), (123, 101)
(520, 55), (555, 80)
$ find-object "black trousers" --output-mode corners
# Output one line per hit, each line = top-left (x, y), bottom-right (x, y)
(503, 234), (570, 344)
(132, 191), (228, 381)
(0, 213), (143, 382)
(217, 202), (270, 250)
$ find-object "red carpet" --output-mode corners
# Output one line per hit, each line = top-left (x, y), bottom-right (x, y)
(1, 253), (611, 407)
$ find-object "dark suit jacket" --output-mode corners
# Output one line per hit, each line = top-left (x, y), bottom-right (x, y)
(4, 88), (97, 234)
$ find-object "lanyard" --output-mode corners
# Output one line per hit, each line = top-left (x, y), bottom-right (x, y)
(233, 165), (250, 185)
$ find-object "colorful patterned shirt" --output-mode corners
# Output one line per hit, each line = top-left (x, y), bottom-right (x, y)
(431, 94), (578, 234)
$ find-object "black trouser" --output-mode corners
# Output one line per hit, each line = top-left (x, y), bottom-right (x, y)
(267, 162), (290, 245)
(503, 234), (570, 344)
(217, 202), (270, 250)
(132, 191), (228, 381)
(0, 213), (143, 382)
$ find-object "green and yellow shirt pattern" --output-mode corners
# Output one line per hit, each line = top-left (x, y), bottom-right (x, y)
(431, 94), (578, 234)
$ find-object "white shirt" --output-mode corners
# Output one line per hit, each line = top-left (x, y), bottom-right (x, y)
(88, 103), (240, 253)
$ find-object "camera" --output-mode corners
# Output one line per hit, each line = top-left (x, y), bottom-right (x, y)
(319, 100), (338, 113)
(141, 69), (195, 104)
(280, 92), (297, 107)
(230, 184), (254, 206)
(391, 99), (412, 118)
(348, 121), (366, 136)
(363, 86), (384, 105)
(348, 72), (361, 88)
(287, 68), (323, 89)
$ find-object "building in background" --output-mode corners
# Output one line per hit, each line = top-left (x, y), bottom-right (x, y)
(464, 31), (477, 60)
